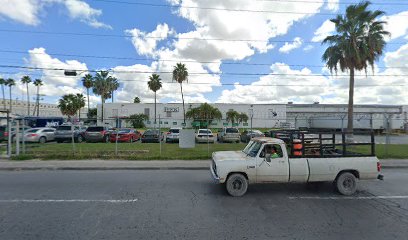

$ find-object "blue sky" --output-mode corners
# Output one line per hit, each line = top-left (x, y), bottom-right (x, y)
(0, 0), (407, 106)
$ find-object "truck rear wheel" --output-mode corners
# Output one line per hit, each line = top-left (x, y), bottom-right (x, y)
(226, 173), (248, 197)
(335, 172), (358, 196)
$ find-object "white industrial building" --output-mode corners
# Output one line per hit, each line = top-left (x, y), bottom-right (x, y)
(99, 102), (407, 131)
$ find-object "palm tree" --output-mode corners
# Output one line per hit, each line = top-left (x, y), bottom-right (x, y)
(75, 93), (86, 120)
(226, 110), (239, 126)
(172, 63), (189, 125)
(82, 74), (93, 117)
(133, 97), (141, 103)
(0, 78), (6, 110)
(237, 112), (249, 125)
(108, 76), (119, 103)
(21, 75), (32, 116)
(6, 78), (15, 112)
(58, 94), (83, 122)
(322, 1), (389, 140)
(147, 74), (162, 124)
(186, 103), (222, 127)
(92, 71), (112, 122)
(33, 79), (43, 116)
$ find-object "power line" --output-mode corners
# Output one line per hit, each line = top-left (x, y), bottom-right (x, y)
(90, 0), (408, 13)
(2, 49), (408, 69)
(1, 64), (408, 77)
(256, 0), (408, 6)
(0, 29), (405, 45)
(0, 71), (405, 87)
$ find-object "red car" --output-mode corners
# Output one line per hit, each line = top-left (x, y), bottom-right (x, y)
(110, 128), (141, 143)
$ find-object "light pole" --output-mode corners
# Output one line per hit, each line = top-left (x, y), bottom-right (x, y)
(249, 108), (254, 133)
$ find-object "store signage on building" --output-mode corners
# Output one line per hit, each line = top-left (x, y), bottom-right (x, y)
(164, 107), (179, 112)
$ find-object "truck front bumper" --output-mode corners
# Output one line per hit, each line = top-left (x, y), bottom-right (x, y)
(210, 162), (220, 184)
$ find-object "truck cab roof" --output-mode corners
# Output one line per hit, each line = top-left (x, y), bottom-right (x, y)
(251, 137), (285, 144)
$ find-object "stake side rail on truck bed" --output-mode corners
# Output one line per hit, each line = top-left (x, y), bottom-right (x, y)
(210, 131), (382, 197)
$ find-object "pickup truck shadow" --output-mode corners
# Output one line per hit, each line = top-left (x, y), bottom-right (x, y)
(205, 181), (342, 197)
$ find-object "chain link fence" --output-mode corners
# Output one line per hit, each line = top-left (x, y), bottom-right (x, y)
(1, 116), (407, 160)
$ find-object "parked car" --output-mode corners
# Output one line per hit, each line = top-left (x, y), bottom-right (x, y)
(141, 129), (163, 143)
(0, 126), (31, 142)
(165, 127), (182, 143)
(195, 129), (215, 143)
(217, 127), (240, 143)
(240, 129), (265, 143)
(84, 126), (111, 143)
(22, 127), (56, 143)
(55, 125), (88, 143)
(110, 128), (141, 143)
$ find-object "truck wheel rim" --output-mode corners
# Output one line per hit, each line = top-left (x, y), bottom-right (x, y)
(343, 177), (354, 189)
(232, 179), (242, 190)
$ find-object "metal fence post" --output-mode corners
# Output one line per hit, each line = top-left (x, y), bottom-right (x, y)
(7, 112), (12, 158)
(22, 117), (25, 154)
(71, 124), (76, 155)
(159, 114), (162, 157)
(15, 121), (20, 156)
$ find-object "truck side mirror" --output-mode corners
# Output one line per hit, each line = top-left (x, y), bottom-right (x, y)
(265, 154), (271, 162)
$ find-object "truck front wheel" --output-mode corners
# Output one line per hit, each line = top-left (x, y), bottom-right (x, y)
(335, 172), (358, 196)
(226, 173), (248, 197)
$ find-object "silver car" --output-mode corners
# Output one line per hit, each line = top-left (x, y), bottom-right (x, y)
(23, 128), (56, 143)
(165, 127), (182, 143)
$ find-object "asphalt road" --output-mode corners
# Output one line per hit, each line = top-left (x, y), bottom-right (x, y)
(0, 169), (408, 240)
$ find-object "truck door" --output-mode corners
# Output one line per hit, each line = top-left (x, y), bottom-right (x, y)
(256, 144), (289, 183)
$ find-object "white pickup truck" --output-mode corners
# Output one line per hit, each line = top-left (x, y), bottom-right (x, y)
(210, 137), (383, 197)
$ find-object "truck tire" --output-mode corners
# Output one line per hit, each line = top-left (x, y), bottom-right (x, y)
(335, 172), (358, 196)
(226, 173), (248, 197)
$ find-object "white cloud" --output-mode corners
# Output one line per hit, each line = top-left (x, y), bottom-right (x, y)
(165, 0), (324, 62)
(62, 0), (112, 29)
(312, 19), (335, 42)
(0, 0), (41, 25)
(381, 11), (408, 41)
(0, 0), (110, 28)
(21, 48), (102, 106)
(126, 23), (173, 56)
(279, 37), (303, 53)
(326, 0), (339, 12)
(303, 45), (314, 51)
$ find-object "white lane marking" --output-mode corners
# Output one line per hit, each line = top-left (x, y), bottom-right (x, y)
(0, 199), (138, 203)
(289, 196), (408, 200)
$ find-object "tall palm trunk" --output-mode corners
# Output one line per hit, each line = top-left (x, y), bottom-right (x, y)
(101, 97), (105, 123)
(1, 85), (5, 110)
(154, 91), (157, 124)
(26, 83), (30, 116)
(9, 87), (12, 113)
(87, 88), (90, 117)
(112, 91), (114, 103)
(346, 68), (355, 141)
(35, 85), (40, 116)
(180, 83), (186, 125)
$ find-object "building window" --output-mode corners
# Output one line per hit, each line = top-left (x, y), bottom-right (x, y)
(173, 122), (177, 125)
(144, 108), (150, 117)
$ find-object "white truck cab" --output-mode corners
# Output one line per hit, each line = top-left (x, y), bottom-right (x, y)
(211, 135), (383, 197)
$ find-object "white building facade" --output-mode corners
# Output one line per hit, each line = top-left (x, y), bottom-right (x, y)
(99, 102), (407, 131)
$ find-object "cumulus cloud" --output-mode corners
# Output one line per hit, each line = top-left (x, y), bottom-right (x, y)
(312, 19), (335, 42)
(303, 45), (314, 51)
(126, 23), (173, 56)
(279, 37), (303, 53)
(21, 48), (101, 106)
(0, 0), (110, 28)
(326, 0), (339, 12)
(381, 11), (408, 41)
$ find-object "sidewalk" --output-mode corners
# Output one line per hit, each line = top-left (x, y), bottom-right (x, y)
(0, 159), (407, 171)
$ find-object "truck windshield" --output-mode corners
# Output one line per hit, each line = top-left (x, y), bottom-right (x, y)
(243, 141), (262, 157)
